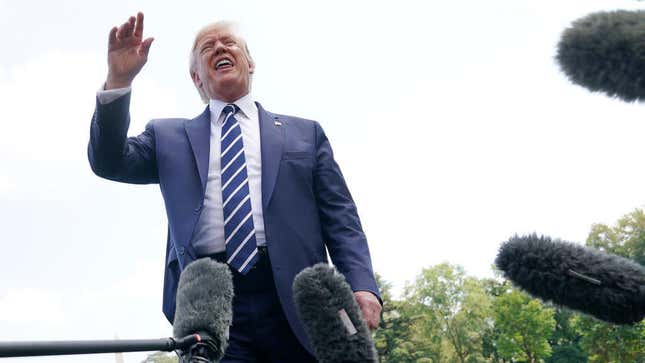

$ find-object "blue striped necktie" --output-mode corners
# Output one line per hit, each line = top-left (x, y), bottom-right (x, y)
(220, 104), (259, 274)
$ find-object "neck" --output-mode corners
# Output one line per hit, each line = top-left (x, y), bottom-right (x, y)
(211, 90), (249, 103)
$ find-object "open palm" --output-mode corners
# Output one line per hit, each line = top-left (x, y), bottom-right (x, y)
(106, 12), (154, 89)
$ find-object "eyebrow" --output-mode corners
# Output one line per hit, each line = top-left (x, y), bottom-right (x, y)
(198, 35), (237, 48)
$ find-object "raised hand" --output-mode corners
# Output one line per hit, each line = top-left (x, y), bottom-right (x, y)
(105, 12), (154, 89)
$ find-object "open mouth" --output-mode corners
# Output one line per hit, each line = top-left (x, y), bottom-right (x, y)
(215, 58), (234, 70)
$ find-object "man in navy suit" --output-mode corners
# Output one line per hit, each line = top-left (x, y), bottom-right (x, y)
(89, 12), (381, 362)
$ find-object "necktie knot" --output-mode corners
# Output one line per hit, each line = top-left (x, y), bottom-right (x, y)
(222, 104), (238, 118)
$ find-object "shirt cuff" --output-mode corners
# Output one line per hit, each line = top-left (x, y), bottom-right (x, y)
(97, 85), (131, 105)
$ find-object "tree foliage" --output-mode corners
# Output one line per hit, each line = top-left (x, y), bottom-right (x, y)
(368, 210), (643, 362)
(493, 289), (555, 363)
(374, 274), (420, 362)
(141, 351), (178, 363)
(575, 315), (644, 363)
(586, 208), (645, 265)
(581, 208), (645, 363)
(545, 308), (587, 363)
(404, 263), (492, 363)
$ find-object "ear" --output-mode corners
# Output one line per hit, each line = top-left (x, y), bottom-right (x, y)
(191, 71), (202, 88)
(248, 58), (255, 74)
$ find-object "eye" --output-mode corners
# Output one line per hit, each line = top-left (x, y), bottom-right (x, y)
(200, 43), (214, 54)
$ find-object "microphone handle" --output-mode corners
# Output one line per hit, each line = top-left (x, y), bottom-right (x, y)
(0, 335), (199, 358)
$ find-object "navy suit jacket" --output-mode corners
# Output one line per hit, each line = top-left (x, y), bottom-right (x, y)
(88, 92), (380, 352)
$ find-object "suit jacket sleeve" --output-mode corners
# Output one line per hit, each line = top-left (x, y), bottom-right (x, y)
(88, 92), (159, 184)
(313, 121), (381, 302)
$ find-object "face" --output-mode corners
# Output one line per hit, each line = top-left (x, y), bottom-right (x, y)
(191, 25), (254, 102)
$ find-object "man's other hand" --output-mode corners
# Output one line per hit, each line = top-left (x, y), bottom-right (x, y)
(106, 12), (154, 89)
(354, 291), (381, 330)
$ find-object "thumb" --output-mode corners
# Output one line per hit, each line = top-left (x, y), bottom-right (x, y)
(139, 37), (154, 57)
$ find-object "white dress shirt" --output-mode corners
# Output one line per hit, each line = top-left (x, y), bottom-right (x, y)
(96, 88), (266, 255)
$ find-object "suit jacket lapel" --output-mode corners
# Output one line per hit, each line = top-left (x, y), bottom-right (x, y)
(185, 106), (211, 192)
(257, 102), (284, 209)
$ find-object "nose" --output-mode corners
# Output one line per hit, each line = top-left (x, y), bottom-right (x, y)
(214, 39), (227, 55)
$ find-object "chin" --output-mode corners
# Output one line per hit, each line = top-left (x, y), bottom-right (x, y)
(213, 83), (247, 99)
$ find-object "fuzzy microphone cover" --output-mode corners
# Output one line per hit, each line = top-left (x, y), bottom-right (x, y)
(496, 234), (645, 325)
(173, 258), (234, 359)
(557, 10), (645, 102)
(293, 263), (378, 363)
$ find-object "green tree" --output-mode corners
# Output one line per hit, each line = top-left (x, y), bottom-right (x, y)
(579, 208), (645, 362)
(374, 274), (418, 362)
(586, 208), (645, 266)
(141, 351), (178, 363)
(481, 277), (511, 363)
(545, 308), (587, 363)
(404, 263), (492, 363)
(493, 289), (556, 363)
(574, 316), (644, 363)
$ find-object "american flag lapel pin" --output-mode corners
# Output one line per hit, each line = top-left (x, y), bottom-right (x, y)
(274, 120), (283, 126)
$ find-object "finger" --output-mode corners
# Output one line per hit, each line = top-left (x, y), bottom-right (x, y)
(369, 310), (379, 329)
(116, 21), (129, 39)
(359, 306), (374, 328)
(372, 313), (381, 329)
(108, 26), (117, 46)
(134, 12), (144, 38)
(138, 37), (154, 57)
(365, 305), (380, 330)
(123, 16), (136, 38)
(365, 313), (377, 330)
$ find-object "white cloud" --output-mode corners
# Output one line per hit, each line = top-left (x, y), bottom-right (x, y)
(79, 259), (162, 302)
(0, 174), (15, 196)
(0, 51), (179, 162)
(0, 51), (101, 159)
(0, 288), (65, 323)
(0, 50), (179, 203)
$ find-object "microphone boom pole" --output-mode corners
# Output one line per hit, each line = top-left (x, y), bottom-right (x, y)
(0, 334), (199, 358)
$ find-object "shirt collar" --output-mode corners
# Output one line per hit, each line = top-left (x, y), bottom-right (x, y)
(208, 93), (256, 124)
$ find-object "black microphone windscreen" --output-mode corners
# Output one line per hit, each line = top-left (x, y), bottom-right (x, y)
(173, 258), (233, 361)
(495, 234), (645, 325)
(556, 10), (645, 102)
(293, 263), (378, 363)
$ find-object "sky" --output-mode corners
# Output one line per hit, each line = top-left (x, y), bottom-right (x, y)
(1, 0), (645, 362)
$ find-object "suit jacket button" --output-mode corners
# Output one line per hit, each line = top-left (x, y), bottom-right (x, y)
(178, 247), (185, 255)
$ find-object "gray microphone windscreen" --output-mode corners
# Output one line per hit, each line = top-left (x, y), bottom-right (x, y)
(495, 234), (645, 325)
(293, 263), (378, 363)
(556, 10), (645, 102)
(173, 258), (233, 360)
